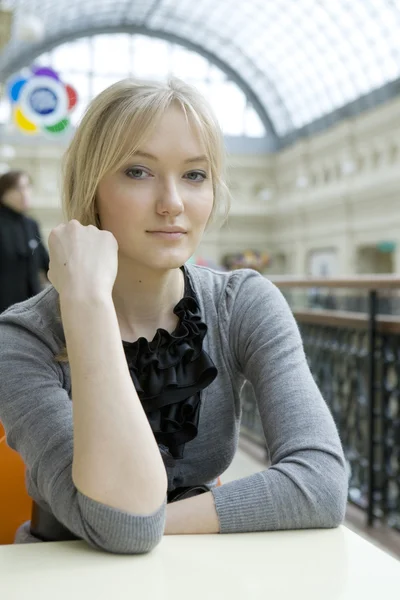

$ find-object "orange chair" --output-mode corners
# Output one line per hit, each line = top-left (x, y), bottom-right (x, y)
(0, 422), (32, 544)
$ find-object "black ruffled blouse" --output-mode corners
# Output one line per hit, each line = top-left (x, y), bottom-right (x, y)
(122, 268), (218, 465)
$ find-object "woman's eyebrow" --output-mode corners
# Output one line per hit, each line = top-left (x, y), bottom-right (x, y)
(131, 151), (158, 161)
(131, 151), (209, 164)
(184, 155), (209, 164)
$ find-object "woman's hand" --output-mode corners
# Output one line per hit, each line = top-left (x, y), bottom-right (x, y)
(47, 220), (118, 299)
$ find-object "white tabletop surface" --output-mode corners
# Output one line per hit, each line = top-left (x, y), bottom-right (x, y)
(0, 526), (399, 600)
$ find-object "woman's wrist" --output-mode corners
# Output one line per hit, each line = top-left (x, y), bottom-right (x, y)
(59, 289), (118, 351)
(59, 287), (114, 312)
(165, 492), (220, 535)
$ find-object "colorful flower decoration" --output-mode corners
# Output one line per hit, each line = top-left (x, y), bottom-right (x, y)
(7, 66), (78, 135)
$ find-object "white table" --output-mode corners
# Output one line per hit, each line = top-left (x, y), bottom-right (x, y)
(0, 526), (399, 599)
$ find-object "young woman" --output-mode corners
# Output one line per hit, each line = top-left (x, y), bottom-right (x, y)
(0, 78), (348, 553)
(0, 170), (49, 313)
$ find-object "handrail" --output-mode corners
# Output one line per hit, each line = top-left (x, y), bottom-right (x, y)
(293, 309), (400, 334)
(267, 274), (400, 527)
(242, 273), (400, 530)
(269, 275), (400, 289)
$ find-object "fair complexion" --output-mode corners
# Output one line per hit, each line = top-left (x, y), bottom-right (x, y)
(96, 103), (214, 341)
(2, 174), (32, 213)
(48, 104), (219, 532)
(164, 491), (219, 535)
(49, 221), (168, 515)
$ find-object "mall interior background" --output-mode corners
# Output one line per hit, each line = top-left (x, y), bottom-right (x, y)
(1, 0), (400, 557)
(1, 0), (400, 279)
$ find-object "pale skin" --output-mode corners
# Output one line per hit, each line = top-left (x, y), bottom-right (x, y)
(48, 104), (219, 534)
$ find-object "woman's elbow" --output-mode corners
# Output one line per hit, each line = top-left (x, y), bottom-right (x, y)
(77, 495), (167, 554)
(313, 467), (348, 529)
(321, 493), (347, 529)
(86, 517), (165, 555)
(93, 524), (164, 555)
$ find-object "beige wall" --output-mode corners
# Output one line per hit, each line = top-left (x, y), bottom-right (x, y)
(269, 97), (400, 275)
(2, 93), (400, 275)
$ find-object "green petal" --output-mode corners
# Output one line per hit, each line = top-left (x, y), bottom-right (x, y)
(45, 118), (69, 133)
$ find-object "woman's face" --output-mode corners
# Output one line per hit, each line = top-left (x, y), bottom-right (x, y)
(96, 105), (214, 271)
(2, 174), (32, 213)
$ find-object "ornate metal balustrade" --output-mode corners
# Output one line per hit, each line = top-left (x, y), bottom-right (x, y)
(240, 276), (400, 532)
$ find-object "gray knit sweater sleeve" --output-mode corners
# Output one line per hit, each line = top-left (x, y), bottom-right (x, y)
(210, 270), (348, 532)
(0, 315), (165, 554)
(0, 268), (348, 552)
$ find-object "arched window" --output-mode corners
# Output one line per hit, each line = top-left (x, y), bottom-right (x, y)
(1, 34), (266, 138)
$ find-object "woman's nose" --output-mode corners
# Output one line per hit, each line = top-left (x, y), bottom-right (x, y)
(156, 179), (184, 216)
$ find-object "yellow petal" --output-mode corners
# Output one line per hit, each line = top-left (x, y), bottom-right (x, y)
(14, 107), (38, 133)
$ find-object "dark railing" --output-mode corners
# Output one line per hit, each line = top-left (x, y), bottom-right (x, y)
(240, 276), (400, 532)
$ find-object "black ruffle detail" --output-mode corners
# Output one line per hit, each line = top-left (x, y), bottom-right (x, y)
(123, 280), (218, 461)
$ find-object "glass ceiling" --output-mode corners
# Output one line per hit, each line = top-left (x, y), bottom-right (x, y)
(1, 0), (400, 144)
(0, 34), (265, 137)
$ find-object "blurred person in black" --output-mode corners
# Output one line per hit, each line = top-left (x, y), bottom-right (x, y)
(0, 170), (49, 313)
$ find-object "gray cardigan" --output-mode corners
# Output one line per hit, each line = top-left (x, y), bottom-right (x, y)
(0, 265), (348, 553)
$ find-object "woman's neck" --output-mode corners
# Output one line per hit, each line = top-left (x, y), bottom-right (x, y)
(112, 260), (185, 342)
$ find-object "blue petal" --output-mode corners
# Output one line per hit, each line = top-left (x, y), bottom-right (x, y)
(7, 77), (27, 103)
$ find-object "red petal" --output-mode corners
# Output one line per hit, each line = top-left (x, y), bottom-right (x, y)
(65, 84), (78, 110)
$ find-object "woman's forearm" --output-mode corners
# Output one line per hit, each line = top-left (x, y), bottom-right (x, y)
(164, 492), (220, 534)
(60, 291), (167, 515)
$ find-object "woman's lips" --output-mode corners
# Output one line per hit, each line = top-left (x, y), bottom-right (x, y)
(147, 231), (187, 240)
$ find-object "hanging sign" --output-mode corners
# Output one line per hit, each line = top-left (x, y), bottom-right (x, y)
(7, 66), (78, 135)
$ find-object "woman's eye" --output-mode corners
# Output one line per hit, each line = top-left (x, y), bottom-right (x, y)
(185, 171), (207, 182)
(125, 167), (150, 179)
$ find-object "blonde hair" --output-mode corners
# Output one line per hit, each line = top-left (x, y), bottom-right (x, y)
(62, 77), (230, 227)
(56, 78), (229, 362)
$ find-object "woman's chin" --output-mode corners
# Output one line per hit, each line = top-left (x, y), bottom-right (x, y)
(131, 250), (193, 270)
(154, 252), (192, 269)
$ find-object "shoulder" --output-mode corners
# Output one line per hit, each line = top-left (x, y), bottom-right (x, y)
(185, 263), (271, 292)
(24, 214), (41, 232)
(0, 205), (14, 227)
(185, 264), (281, 313)
(0, 286), (64, 354)
(185, 263), (233, 293)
